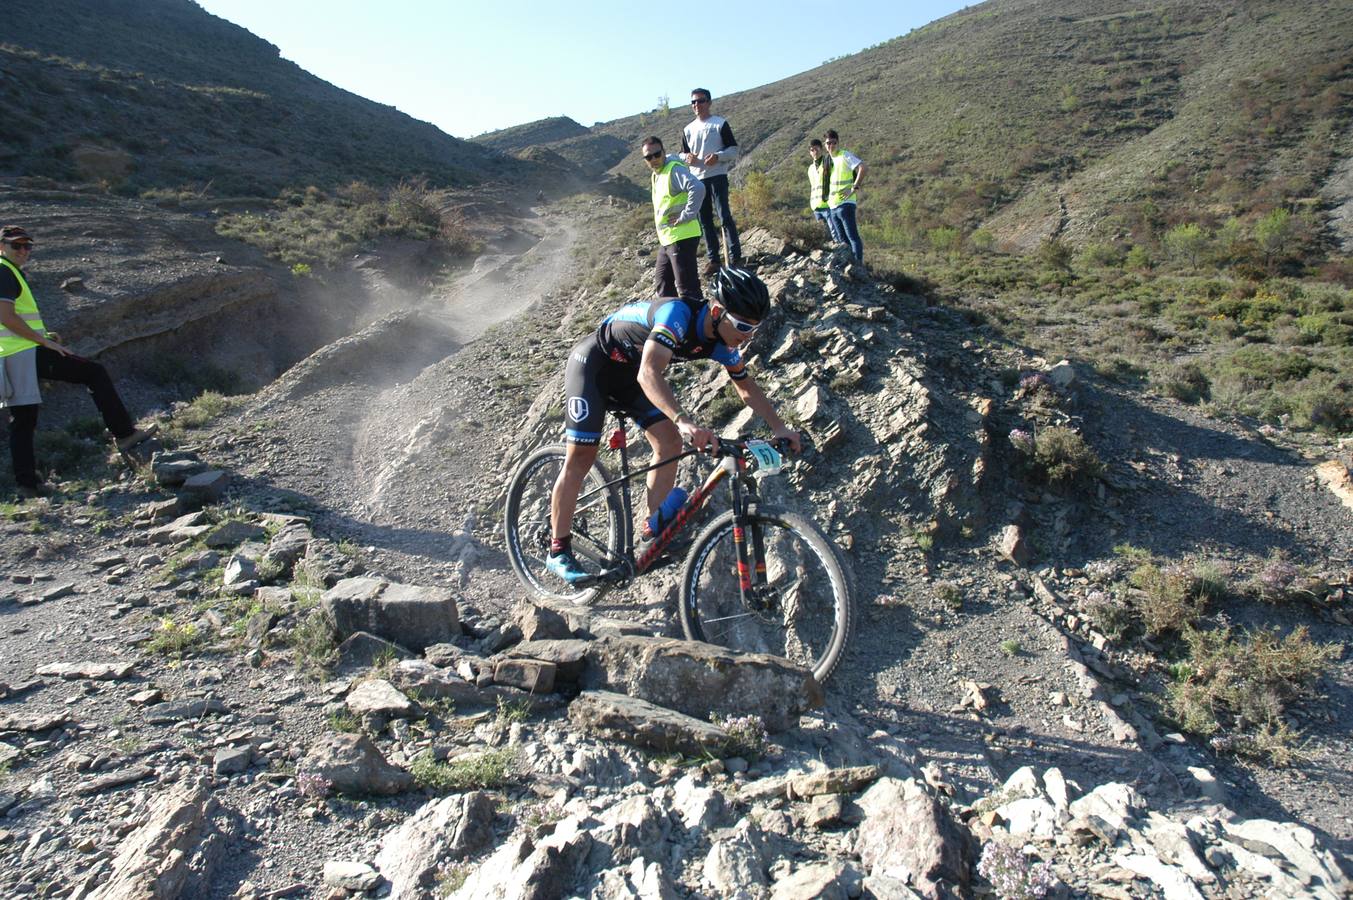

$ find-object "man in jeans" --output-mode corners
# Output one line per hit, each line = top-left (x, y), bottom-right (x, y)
(0, 225), (156, 498)
(642, 136), (705, 302)
(824, 130), (866, 263)
(681, 88), (742, 277)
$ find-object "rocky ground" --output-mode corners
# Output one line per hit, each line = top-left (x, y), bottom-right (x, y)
(1, 194), (1351, 898)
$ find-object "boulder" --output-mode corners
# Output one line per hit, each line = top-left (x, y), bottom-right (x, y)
(501, 639), (589, 684)
(87, 781), (227, 900)
(178, 470), (229, 508)
(493, 658), (557, 694)
(703, 822), (768, 897)
(513, 601), (573, 641)
(346, 678), (419, 721)
(374, 792), (497, 896)
(260, 522), (313, 577)
(204, 521), (267, 549)
(299, 733), (411, 796)
(335, 632), (413, 675)
(855, 777), (970, 899)
(569, 690), (730, 756)
(35, 661), (134, 680)
(580, 635), (822, 732)
(321, 577), (459, 651)
(786, 765), (884, 800)
(772, 862), (858, 900)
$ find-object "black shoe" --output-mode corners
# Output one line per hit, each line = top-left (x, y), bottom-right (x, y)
(702, 259), (720, 278)
(16, 482), (54, 499)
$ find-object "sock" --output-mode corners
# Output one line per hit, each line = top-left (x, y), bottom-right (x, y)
(550, 536), (572, 556)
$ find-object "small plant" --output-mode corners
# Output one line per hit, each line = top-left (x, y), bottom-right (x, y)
(1129, 559), (1206, 636)
(1168, 624), (1341, 765)
(1032, 426), (1104, 487)
(999, 639), (1022, 657)
(495, 696), (532, 727)
(1253, 552), (1300, 602)
(296, 771), (332, 798)
(978, 840), (1057, 899)
(1007, 428), (1035, 454)
(714, 714), (768, 759)
(411, 749), (514, 794)
(433, 862), (472, 899)
(1084, 589), (1134, 641)
(913, 529), (935, 552)
(290, 262), (312, 277)
(327, 710), (361, 733)
(146, 617), (203, 658)
(935, 580), (963, 611)
(289, 609), (338, 679)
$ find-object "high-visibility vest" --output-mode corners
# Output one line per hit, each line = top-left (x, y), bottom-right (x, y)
(828, 150), (858, 208)
(0, 257), (44, 358)
(808, 159), (830, 211)
(651, 159), (703, 246)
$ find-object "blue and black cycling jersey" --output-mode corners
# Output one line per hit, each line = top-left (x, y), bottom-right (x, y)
(562, 297), (747, 445)
(596, 297), (746, 376)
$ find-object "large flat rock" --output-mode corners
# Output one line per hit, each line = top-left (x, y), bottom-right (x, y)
(580, 634), (823, 732)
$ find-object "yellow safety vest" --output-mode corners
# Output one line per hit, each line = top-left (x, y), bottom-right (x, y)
(0, 257), (44, 358)
(828, 149), (858, 208)
(808, 159), (830, 211)
(651, 159), (703, 246)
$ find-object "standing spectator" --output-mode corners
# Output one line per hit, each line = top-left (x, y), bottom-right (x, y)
(0, 225), (156, 498)
(807, 139), (842, 243)
(642, 136), (705, 301)
(681, 88), (743, 276)
(824, 130), (866, 262)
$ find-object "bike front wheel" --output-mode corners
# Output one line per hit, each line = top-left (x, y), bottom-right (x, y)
(503, 444), (623, 605)
(678, 507), (853, 683)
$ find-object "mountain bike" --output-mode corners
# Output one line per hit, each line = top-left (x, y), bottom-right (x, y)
(503, 413), (854, 682)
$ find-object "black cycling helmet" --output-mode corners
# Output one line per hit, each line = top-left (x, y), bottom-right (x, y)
(712, 267), (770, 321)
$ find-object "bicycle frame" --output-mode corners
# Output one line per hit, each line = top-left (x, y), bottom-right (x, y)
(576, 414), (763, 593)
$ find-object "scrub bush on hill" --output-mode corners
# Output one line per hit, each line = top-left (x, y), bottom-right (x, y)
(217, 177), (479, 268)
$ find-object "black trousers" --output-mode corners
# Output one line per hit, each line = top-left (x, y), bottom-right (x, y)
(7, 347), (134, 487)
(654, 235), (702, 301)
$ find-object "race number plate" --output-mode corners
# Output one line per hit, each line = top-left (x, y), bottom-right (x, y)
(746, 440), (783, 476)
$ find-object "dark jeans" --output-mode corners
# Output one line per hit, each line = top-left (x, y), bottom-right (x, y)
(654, 235), (702, 300)
(7, 347), (133, 486)
(829, 203), (864, 262)
(815, 208), (843, 243)
(698, 174), (741, 265)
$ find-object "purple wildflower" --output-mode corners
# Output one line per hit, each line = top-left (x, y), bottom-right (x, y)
(978, 841), (1058, 899)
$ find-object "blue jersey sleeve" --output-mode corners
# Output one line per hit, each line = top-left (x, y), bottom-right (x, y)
(712, 344), (748, 380)
(648, 301), (694, 351)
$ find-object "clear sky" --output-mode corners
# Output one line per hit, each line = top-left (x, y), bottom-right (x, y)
(194, 0), (972, 138)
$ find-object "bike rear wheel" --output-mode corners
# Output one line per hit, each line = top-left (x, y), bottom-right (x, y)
(678, 507), (853, 682)
(503, 444), (623, 605)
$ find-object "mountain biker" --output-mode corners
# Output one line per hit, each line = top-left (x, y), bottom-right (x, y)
(547, 268), (801, 584)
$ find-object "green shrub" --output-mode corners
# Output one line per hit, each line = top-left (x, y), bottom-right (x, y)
(1168, 624), (1340, 764)
(1153, 361), (1210, 403)
(411, 749), (514, 793)
(1129, 559), (1206, 635)
(1032, 426), (1104, 487)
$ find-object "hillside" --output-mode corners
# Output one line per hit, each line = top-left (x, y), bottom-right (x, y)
(584, 0), (1352, 259)
(0, 0), (535, 194)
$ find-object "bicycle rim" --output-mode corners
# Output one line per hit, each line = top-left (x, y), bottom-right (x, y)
(679, 508), (853, 682)
(503, 445), (621, 604)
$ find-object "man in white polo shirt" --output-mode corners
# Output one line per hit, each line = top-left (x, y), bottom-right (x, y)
(681, 88), (743, 277)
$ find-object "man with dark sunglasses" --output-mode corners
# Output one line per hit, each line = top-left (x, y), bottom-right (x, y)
(680, 88), (743, 277)
(642, 135), (705, 303)
(1, 225), (156, 498)
(546, 268), (800, 584)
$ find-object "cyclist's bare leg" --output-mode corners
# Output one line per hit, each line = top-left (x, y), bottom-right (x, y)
(551, 442), (600, 541)
(643, 419), (682, 517)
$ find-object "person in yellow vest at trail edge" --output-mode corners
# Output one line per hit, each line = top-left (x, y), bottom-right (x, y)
(0, 225), (157, 499)
(807, 138), (843, 244)
(641, 136), (706, 302)
(824, 130), (866, 263)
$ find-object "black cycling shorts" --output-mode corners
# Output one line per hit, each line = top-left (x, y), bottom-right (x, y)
(563, 336), (667, 444)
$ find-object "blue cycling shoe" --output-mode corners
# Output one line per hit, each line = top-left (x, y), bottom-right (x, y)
(546, 550), (590, 584)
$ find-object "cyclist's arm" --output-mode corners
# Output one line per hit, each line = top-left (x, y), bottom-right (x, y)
(638, 340), (712, 447)
(730, 373), (801, 452)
